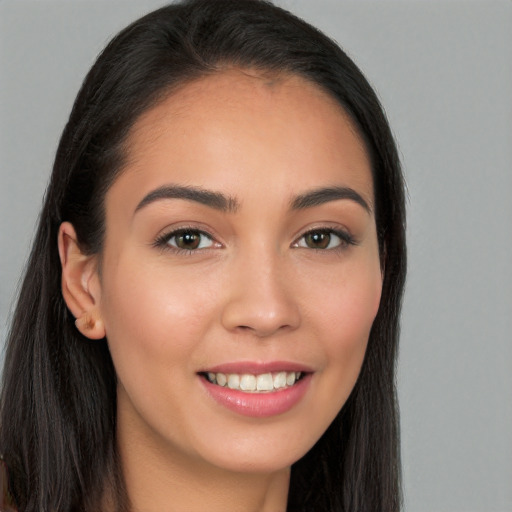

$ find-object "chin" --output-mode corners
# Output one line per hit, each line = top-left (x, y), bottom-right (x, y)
(189, 427), (320, 476)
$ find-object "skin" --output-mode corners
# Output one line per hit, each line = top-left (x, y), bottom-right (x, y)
(59, 69), (382, 512)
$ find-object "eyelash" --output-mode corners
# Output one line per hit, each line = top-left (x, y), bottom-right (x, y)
(153, 226), (357, 254)
(293, 228), (357, 251)
(153, 227), (218, 254)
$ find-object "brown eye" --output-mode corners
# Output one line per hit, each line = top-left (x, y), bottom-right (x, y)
(165, 229), (214, 251)
(304, 231), (331, 249)
(295, 229), (353, 250)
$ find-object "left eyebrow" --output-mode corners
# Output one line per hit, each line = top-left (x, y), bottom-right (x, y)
(290, 186), (372, 213)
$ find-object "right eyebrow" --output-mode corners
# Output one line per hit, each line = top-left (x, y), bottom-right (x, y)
(134, 184), (240, 215)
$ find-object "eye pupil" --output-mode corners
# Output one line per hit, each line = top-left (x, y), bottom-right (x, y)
(305, 231), (330, 249)
(176, 231), (201, 250)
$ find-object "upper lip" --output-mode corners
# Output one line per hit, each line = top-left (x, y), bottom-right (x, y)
(199, 361), (314, 374)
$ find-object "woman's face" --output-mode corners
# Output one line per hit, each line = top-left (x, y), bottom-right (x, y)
(94, 70), (382, 474)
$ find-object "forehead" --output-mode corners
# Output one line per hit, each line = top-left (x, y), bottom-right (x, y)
(115, 69), (373, 208)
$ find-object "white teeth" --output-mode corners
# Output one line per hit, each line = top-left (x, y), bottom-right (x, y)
(227, 374), (240, 389)
(273, 371), (287, 389)
(240, 374), (257, 391)
(205, 370), (304, 392)
(256, 373), (274, 391)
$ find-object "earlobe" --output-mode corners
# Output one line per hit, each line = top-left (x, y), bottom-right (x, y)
(74, 312), (106, 340)
(58, 222), (106, 340)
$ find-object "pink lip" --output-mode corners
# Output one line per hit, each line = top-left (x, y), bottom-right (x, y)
(200, 372), (312, 418)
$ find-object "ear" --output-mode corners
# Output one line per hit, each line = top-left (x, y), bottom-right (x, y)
(58, 222), (106, 340)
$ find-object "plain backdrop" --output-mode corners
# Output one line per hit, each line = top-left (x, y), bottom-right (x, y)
(1, 1), (511, 511)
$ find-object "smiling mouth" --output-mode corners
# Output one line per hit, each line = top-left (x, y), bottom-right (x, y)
(200, 371), (305, 393)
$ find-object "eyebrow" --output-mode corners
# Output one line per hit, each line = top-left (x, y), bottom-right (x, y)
(135, 185), (240, 214)
(290, 186), (371, 213)
(135, 184), (371, 216)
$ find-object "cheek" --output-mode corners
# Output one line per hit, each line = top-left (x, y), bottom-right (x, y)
(302, 253), (382, 390)
(281, 255), (382, 445)
(97, 258), (227, 451)
(335, 269), (380, 359)
(98, 258), (219, 378)
(304, 254), (382, 345)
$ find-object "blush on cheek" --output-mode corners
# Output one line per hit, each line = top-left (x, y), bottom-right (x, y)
(353, 263), (383, 324)
(323, 283), (381, 369)
(343, 273), (382, 324)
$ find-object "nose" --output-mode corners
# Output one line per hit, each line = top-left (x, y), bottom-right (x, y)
(220, 251), (301, 338)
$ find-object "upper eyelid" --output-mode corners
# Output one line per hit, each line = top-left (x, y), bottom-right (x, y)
(168, 229), (214, 241)
(293, 225), (355, 242)
(155, 224), (218, 241)
(294, 228), (354, 246)
(153, 226), (220, 251)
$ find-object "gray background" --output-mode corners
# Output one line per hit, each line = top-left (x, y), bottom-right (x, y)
(1, 1), (511, 510)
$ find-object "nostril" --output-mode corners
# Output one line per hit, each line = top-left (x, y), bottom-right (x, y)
(234, 323), (296, 338)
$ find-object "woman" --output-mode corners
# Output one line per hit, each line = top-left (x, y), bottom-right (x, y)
(0, 0), (406, 510)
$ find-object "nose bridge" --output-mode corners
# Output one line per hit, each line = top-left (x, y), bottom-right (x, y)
(221, 243), (300, 337)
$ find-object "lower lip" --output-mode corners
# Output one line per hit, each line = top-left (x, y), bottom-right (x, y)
(201, 374), (312, 418)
